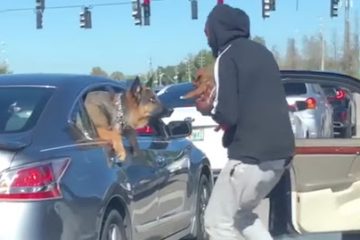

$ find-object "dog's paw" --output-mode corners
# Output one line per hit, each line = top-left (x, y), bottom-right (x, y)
(116, 151), (127, 162)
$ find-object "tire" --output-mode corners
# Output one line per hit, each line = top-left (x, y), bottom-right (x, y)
(193, 174), (212, 240)
(100, 209), (126, 240)
(352, 125), (357, 136)
(339, 125), (352, 138)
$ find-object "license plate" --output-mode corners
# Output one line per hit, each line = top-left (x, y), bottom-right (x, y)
(190, 129), (204, 141)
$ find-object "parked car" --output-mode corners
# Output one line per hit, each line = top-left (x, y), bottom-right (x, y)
(268, 71), (360, 240)
(0, 73), (213, 240)
(320, 84), (356, 138)
(157, 81), (306, 178)
(282, 81), (334, 139)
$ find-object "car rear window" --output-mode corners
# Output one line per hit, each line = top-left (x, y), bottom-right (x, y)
(157, 83), (196, 108)
(283, 82), (307, 96)
(0, 87), (54, 133)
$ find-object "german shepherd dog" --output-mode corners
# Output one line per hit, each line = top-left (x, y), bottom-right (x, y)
(181, 64), (215, 100)
(84, 77), (164, 161)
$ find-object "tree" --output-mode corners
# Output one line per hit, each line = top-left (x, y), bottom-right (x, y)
(351, 13), (360, 78)
(0, 63), (9, 74)
(91, 67), (108, 77)
(302, 35), (323, 70)
(284, 38), (301, 69)
(110, 71), (125, 80)
(271, 45), (282, 68)
(252, 35), (266, 47)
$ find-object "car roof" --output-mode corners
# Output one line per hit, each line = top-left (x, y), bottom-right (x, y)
(280, 70), (360, 81)
(0, 73), (128, 91)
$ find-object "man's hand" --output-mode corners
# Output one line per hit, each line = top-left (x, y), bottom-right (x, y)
(195, 93), (214, 116)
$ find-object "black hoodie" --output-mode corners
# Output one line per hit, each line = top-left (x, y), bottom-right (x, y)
(206, 4), (295, 164)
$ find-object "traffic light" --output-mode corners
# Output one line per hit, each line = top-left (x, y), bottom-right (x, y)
(143, 0), (151, 26)
(36, 0), (45, 12)
(191, 0), (198, 20)
(132, 0), (142, 26)
(35, 0), (44, 29)
(262, 0), (271, 18)
(330, 0), (339, 17)
(36, 11), (43, 29)
(80, 7), (92, 29)
(270, 0), (276, 11)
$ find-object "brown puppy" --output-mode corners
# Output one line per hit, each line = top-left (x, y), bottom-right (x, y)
(84, 77), (163, 161)
(181, 64), (215, 100)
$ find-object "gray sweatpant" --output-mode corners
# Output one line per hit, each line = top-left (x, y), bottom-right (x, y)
(204, 159), (286, 240)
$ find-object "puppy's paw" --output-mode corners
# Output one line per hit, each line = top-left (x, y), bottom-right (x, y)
(116, 151), (127, 162)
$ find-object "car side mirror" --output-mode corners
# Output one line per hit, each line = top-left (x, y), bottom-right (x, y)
(295, 101), (307, 111)
(167, 120), (192, 138)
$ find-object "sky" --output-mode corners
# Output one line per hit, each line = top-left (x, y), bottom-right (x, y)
(0, 0), (359, 76)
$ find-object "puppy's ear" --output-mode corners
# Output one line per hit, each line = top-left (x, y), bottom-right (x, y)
(145, 74), (154, 88)
(130, 76), (142, 101)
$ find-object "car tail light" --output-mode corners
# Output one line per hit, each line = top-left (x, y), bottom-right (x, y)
(136, 125), (155, 135)
(0, 158), (70, 201)
(305, 97), (317, 109)
(336, 89), (346, 100)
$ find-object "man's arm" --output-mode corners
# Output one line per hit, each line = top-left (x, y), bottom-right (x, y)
(211, 56), (238, 127)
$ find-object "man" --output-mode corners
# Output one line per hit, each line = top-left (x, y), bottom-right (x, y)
(195, 4), (295, 240)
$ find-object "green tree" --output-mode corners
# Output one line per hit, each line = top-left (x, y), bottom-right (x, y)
(91, 67), (108, 77)
(110, 71), (125, 80)
(284, 38), (301, 69)
(0, 63), (9, 74)
(252, 35), (266, 46)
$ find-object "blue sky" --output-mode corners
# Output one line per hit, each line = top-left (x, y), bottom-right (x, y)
(0, 0), (358, 75)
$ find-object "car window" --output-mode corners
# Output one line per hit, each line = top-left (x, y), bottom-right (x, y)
(283, 82), (307, 96)
(321, 85), (337, 97)
(0, 87), (54, 133)
(73, 102), (97, 140)
(77, 85), (126, 140)
(157, 83), (195, 108)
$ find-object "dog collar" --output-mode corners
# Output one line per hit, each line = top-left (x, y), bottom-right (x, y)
(113, 93), (126, 129)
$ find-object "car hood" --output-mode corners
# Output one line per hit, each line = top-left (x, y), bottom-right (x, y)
(0, 132), (32, 172)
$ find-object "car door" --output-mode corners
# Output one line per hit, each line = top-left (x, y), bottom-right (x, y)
(291, 138), (360, 234)
(143, 120), (193, 238)
(104, 84), (164, 240)
(119, 145), (163, 240)
(283, 74), (360, 235)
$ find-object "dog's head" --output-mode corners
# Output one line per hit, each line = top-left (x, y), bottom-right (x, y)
(127, 76), (165, 120)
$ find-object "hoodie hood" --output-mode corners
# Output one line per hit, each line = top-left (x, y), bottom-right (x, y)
(206, 4), (250, 57)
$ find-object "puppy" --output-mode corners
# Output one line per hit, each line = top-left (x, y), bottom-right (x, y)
(181, 64), (215, 100)
(84, 77), (163, 161)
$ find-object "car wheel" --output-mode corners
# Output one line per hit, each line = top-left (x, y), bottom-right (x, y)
(339, 125), (352, 138)
(100, 209), (126, 240)
(352, 125), (357, 136)
(194, 175), (211, 240)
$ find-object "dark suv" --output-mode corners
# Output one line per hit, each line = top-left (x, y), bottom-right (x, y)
(321, 84), (357, 138)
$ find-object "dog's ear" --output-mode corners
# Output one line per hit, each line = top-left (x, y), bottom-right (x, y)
(130, 76), (142, 101)
(145, 74), (154, 88)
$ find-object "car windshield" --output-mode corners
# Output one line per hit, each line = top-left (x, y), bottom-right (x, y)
(0, 87), (54, 133)
(283, 82), (307, 96)
(157, 83), (196, 108)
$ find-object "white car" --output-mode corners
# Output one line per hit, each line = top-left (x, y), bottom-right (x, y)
(157, 82), (306, 178)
